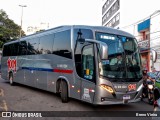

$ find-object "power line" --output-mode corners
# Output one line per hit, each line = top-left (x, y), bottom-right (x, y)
(134, 30), (160, 37)
(121, 11), (160, 29)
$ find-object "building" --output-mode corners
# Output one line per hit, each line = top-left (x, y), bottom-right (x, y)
(102, 0), (160, 71)
(26, 22), (49, 35)
(102, 0), (120, 28)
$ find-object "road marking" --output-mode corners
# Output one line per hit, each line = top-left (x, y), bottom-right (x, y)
(0, 89), (4, 97)
(3, 100), (8, 111)
(0, 100), (8, 111)
(0, 88), (8, 111)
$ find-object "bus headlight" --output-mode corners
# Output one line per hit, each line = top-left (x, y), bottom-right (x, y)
(148, 85), (153, 89)
(137, 84), (143, 92)
(100, 84), (114, 93)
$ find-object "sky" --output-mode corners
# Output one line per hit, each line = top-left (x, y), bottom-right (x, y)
(0, 0), (160, 34)
(0, 0), (102, 33)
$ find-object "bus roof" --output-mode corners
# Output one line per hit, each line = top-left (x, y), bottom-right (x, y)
(73, 25), (134, 38)
(4, 25), (135, 45)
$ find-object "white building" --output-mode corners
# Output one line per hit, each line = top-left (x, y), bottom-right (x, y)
(102, 0), (160, 71)
(26, 22), (49, 35)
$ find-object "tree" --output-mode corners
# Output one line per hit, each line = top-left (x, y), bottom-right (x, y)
(0, 9), (26, 48)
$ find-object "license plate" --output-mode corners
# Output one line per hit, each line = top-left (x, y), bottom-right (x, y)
(123, 95), (130, 100)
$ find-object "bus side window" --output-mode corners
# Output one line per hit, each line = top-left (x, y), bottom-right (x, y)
(3, 45), (9, 56)
(27, 38), (39, 55)
(18, 41), (28, 55)
(73, 29), (93, 47)
(52, 30), (72, 59)
(39, 34), (54, 54)
(75, 43), (83, 77)
(82, 44), (95, 82)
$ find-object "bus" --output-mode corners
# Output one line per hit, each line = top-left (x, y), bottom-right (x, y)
(0, 50), (2, 73)
(1, 25), (143, 105)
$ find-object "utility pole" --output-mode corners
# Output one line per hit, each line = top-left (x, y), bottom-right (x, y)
(19, 5), (27, 38)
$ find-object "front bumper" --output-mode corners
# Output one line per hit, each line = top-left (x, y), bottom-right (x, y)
(93, 87), (142, 105)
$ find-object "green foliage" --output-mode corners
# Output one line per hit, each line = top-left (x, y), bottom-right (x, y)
(0, 9), (26, 48)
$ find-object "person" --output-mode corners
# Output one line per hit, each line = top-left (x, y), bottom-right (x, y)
(142, 69), (155, 98)
(151, 66), (157, 72)
(110, 55), (122, 65)
(142, 69), (155, 82)
(117, 55), (122, 64)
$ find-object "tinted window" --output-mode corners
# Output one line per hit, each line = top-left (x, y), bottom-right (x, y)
(73, 29), (93, 45)
(18, 41), (28, 55)
(53, 30), (72, 59)
(28, 38), (39, 55)
(39, 34), (54, 54)
(3, 43), (19, 56)
(74, 42), (95, 83)
(12, 42), (19, 56)
(3, 44), (9, 56)
(75, 43), (83, 77)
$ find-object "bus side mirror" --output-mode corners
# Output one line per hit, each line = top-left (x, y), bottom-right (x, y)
(77, 38), (85, 43)
(99, 42), (108, 60)
(85, 39), (108, 60)
(150, 49), (157, 63)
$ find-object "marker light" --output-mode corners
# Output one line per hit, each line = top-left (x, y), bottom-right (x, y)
(100, 84), (114, 93)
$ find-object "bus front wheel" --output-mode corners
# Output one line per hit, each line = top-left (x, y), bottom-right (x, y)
(60, 80), (69, 103)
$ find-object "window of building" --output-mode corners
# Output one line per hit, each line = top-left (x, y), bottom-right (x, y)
(107, 12), (109, 17)
(116, 14), (120, 21)
(107, 0), (109, 5)
(112, 17), (116, 24)
(117, 0), (120, 8)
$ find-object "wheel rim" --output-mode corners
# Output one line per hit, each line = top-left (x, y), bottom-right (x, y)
(10, 76), (13, 84)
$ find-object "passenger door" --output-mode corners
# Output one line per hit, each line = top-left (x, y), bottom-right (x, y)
(80, 44), (96, 103)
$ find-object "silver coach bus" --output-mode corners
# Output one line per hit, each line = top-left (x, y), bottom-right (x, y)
(1, 25), (143, 105)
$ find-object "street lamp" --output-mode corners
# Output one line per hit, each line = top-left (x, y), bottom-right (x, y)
(19, 5), (27, 38)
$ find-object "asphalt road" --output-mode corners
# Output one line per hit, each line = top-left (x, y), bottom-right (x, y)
(0, 76), (156, 120)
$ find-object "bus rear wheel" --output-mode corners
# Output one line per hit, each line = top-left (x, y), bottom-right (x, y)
(9, 73), (14, 86)
(60, 80), (69, 103)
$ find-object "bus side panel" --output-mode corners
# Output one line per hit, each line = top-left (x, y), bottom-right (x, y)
(14, 56), (27, 84)
(46, 55), (74, 93)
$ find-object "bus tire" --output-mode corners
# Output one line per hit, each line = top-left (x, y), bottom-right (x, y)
(9, 73), (14, 86)
(60, 80), (69, 103)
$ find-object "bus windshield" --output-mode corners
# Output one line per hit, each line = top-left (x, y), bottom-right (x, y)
(96, 32), (142, 82)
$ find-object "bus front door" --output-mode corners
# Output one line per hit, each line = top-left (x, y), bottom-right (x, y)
(80, 44), (96, 103)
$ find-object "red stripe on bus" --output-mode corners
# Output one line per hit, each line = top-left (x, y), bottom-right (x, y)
(53, 69), (73, 74)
